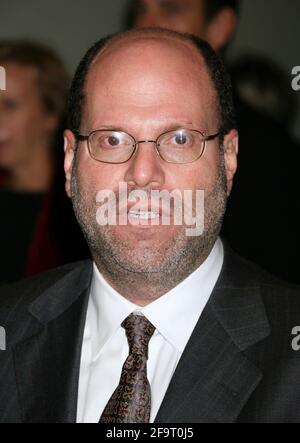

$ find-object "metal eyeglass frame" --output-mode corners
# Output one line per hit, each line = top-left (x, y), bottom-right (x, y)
(74, 128), (221, 165)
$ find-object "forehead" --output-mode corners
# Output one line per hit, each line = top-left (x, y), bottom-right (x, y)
(84, 36), (218, 128)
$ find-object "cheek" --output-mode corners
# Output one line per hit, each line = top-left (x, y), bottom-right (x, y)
(10, 106), (45, 142)
(76, 153), (126, 195)
(3, 109), (27, 134)
(167, 157), (219, 193)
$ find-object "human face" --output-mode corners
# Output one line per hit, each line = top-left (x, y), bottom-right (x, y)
(131, 0), (207, 37)
(0, 63), (57, 170)
(131, 0), (238, 52)
(64, 37), (238, 276)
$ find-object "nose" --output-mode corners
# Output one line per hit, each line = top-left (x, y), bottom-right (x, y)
(124, 141), (165, 189)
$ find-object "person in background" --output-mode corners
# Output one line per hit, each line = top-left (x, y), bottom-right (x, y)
(0, 41), (89, 284)
(126, 0), (238, 51)
(231, 54), (297, 131)
(126, 0), (300, 283)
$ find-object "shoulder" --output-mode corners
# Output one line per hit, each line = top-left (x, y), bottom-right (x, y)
(221, 243), (300, 318)
(0, 260), (92, 325)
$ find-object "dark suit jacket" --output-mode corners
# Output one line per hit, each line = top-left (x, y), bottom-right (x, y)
(0, 246), (300, 423)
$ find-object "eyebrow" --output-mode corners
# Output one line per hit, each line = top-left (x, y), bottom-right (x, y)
(89, 122), (196, 133)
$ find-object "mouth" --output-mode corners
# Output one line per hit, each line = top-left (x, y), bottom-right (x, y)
(126, 201), (168, 224)
(128, 210), (160, 220)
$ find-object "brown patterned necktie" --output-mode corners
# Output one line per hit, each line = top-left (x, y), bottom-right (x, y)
(99, 313), (156, 423)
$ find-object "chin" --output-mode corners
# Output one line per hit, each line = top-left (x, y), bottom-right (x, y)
(115, 255), (170, 274)
(109, 236), (185, 275)
(114, 223), (181, 243)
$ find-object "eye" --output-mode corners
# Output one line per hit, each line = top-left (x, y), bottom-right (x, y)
(159, 130), (195, 149)
(171, 131), (193, 148)
(92, 131), (133, 150)
(174, 132), (188, 145)
(107, 135), (121, 146)
(99, 134), (123, 149)
(2, 98), (19, 111)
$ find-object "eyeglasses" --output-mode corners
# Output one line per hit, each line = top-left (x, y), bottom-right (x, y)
(75, 128), (220, 164)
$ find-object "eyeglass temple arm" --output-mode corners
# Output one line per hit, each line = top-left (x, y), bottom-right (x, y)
(205, 132), (221, 141)
(75, 133), (89, 142)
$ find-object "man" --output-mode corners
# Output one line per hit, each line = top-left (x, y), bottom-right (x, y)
(0, 29), (300, 424)
(126, 0), (300, 284)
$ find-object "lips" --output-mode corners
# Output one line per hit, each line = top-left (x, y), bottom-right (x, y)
(128, 210), (160, 220)
(127, 202), (164, 217)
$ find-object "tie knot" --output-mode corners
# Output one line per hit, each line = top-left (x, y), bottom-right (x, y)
(122, 313), (155, 358)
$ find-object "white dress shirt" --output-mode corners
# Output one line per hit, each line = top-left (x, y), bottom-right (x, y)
(77, 238), (224, 423)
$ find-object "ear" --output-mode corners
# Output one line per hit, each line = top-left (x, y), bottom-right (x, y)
(223, 129), (239, 197)
(205, 8), (238, 52)
(64, 129), (76, 198)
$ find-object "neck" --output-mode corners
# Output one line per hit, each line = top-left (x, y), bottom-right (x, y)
(7, 144), (54, 193)
(93, 245), (212, 307)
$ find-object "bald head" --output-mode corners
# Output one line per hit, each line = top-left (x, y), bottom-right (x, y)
(93, 28), (205, 63)
(84, 32), (218, 136)
(68, 28), (235, 137)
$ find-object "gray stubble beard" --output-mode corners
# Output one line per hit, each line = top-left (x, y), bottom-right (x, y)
(70, 156), (227, 301)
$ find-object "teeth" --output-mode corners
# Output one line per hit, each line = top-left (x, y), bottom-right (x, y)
(129, 210), (160, 220)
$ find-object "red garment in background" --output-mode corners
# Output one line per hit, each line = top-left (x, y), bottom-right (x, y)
(23, 186), (64, 277)
(0, 168), (89, 280)
(0, 169), (63, 277)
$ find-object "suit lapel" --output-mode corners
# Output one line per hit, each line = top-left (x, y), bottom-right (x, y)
(11, 246), (271, 423)
(155, 251), (271, 423)
(13, 262), (92, 423)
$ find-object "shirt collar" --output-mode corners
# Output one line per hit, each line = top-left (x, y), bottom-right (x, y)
(89, 238), (224, 360)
